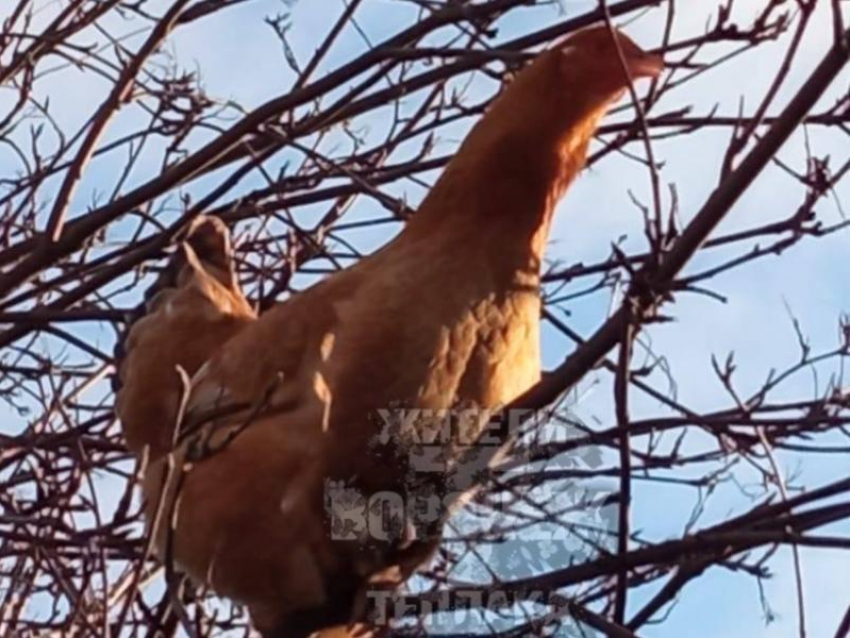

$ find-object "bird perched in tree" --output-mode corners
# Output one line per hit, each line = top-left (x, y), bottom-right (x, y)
(115, 25), (663, 638)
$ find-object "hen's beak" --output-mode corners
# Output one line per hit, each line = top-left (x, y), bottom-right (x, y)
(628, 51), (665, 79)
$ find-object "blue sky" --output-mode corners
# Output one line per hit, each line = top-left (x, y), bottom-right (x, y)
(1, 0), (849, 636)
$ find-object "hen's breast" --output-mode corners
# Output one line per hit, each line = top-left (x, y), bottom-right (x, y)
(318, 237), (543, 470)
(416, 292), (542, 409)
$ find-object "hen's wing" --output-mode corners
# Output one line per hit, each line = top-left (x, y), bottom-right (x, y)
(114, 216), (256, 457)
(114, 220), (398, 636)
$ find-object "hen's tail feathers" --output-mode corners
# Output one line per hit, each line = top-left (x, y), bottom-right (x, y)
(111, 215), (246, 393)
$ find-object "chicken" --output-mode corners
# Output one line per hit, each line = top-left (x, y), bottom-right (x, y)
(115, 216), (256, 458)
(115, 25), (663, 638)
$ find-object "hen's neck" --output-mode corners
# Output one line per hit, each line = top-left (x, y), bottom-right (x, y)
(404, 105), (604, 284)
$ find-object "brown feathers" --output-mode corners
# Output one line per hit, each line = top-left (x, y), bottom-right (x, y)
(115, 216), (255, 457)
(114, 25), (662, 638)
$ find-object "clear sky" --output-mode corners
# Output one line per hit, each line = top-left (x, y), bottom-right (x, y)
(1, 0), (848, 636)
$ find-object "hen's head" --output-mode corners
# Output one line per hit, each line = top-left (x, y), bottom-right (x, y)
(493, 25), (663, 133)
(556, 25), (664, 91)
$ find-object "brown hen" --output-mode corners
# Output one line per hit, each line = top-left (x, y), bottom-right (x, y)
(115, 25), (662, 638)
